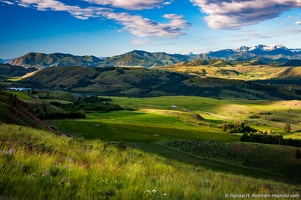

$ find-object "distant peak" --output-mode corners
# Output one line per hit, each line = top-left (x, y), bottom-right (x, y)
(131, 50), (147, 53)
(235, 46), (249, 52)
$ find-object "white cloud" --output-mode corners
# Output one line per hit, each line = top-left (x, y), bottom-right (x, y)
(16, 0), (109, 20)
(103, 12), (190, 38)
(0, 0), (14, 5)
(163, 1), (173, 6)
(84, 0), (170, 10)
(296, 21), (301, 25)
(190, 0), (301, 29)
(131, 39), (155, 46)
(11, 0), (189, 38)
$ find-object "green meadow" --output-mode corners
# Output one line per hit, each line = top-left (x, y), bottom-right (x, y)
(110, 96), (301, 134)
(1, 91), (301, 199)
(47, 111), (239, 142)
(8, 91), (32, 100)
(46, 95), (301, 184)
(0, 124), (300, 200)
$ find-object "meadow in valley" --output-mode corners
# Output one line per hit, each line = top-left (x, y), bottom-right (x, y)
(2, 0), (301, 198)
(0, 60), (301, 199)
(0, 89), (300, 199)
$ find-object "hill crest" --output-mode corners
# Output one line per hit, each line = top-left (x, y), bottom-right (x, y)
(7, 44), (301, 68)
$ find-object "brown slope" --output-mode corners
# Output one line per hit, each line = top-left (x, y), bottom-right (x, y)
(0, 91), (58, 133)
(276, 67), (301, 78)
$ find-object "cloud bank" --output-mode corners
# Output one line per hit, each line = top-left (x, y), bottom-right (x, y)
(10, 0), (108, 20)
(103, 12), (190, 37)
(2, 0), (300, 36)
(190, 0), (301, 29)
(84, 0), (172, 10)
(3, 0), (188, 38)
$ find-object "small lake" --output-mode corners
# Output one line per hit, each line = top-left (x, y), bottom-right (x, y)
(7, 87), (32, 91)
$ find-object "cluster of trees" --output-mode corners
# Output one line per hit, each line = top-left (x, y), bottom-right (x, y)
(241, 133), (301, 148)
(51, 95), (123, 113)
(246, 82), (297, 100)
(29, 103), (85, 120)
(38, 110), (85, 120)
(52, 101), (123, 113)
(27, 95), (125, 120)
(222, 121), (257, 133)
(130, 72), (222, 97)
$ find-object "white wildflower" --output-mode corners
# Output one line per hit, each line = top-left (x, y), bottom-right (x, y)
(8, 149), (14, 155)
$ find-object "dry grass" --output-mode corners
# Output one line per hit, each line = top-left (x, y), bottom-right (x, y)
(160, 65), (293, 80)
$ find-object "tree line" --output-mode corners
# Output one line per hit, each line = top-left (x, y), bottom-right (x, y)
(241, 133), (301, 148)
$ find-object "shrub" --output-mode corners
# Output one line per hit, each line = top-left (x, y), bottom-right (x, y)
(284, 123), (291, 133)
(222, 121), (257, 133)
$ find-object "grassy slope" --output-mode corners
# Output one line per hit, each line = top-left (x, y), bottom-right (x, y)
(46, 95), (301, 184)
(19, 66), (300, 100)
(47, 111), (239, 142)
(0, 64), (37, 77)
(159, 63), (300, 80)
(7, 91), (32, 100)
(110, 96), (301, 134)
(0, 91), (41, 129)
(162, 140), (301, 183)
(1, 124), (300, 199)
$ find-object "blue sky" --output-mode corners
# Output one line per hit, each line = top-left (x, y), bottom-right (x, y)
(0, 0), (301, 58)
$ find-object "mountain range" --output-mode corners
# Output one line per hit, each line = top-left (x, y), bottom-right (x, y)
(4, 44), (301, 68)
(0, 58), (12, 64)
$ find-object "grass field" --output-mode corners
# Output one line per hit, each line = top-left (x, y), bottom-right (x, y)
(159, 64), (301, 80)
(45, 95), (301, 185)
(8, 91), (32, 100)
(47, 111), (239, 142)
(163, 140), (301, 183)
(1, 90), (301, 198)
(1, 124), (300, 199)
(109, 96), (301, 134)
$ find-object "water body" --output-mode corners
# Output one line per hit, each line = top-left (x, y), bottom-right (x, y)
(8, 87), (32, 91)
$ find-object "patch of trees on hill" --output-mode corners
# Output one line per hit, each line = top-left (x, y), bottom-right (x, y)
(222, 121), (257, 133)
(241, 133), (301, 148)
(28, 95), (124, 120)
(130, 72), (222, 97)
(28, 103), (86, 120)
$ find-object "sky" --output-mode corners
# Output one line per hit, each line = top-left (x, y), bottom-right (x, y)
(0, 0), (301, 58)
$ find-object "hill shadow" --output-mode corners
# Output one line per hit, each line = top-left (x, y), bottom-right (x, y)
(127, 142), (301, 185)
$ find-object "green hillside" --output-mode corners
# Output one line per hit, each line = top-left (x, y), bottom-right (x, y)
(0, 64), (37, 77)
(1, 88), (301, 198)
(9, 51), (191, 68)
(10, 52), (102, 68)
(102, 50), (191, 67)
(282, 59), (301, 66)
(1, 124), (300, 199)
(20, 66), (301, 100)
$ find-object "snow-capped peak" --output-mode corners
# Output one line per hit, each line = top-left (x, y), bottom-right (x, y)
(262, 44), (286, 51)
(235, 46), (250, 52)
(249, 44), (264, 51)
(238, 44), (289, 52)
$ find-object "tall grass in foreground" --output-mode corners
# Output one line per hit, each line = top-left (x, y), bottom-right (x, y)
(0, 124), (300, 199)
